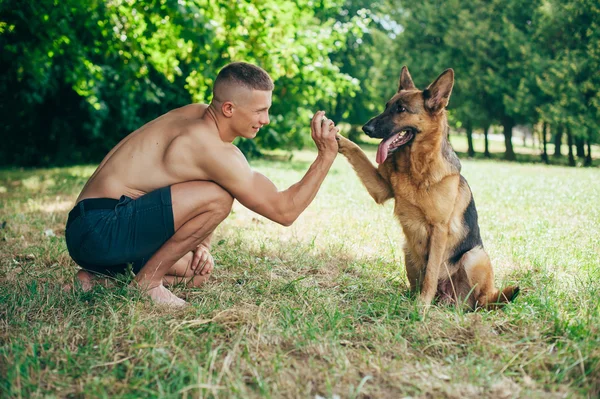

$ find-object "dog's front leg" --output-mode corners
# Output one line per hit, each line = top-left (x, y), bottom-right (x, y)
(336, 135), (393, 204)
(419, 224), (449, 306)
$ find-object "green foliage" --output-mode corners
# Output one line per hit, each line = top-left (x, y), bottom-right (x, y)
(532, 0), (600, 142)
(324, 1), (401, 135)
(0, 0), (366, 165)
(394, 0), (599, 162)
(0, 0), (191, 165)
(0, 0), (598, 165)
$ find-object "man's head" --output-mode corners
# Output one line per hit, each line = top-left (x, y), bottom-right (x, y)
(212, 62), (274, 140)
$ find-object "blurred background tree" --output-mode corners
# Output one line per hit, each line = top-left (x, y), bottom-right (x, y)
(0, 0), (598, 166)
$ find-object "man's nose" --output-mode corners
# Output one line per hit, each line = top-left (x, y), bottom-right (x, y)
(261, 115), (270, 126)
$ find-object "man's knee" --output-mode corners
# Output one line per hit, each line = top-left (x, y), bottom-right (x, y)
(171, 181), (233, 223)
(207, 185), (233, 219)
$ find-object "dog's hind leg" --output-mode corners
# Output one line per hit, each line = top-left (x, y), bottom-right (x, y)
(461, 246), (519, 309)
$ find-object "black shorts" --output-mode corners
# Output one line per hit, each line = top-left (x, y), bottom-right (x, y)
(65, 186), (175, 276)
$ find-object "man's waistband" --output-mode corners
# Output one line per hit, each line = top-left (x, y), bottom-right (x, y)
(66, 198), (120, 230)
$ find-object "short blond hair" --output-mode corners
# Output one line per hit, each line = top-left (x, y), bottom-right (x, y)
(213, 62), (274, 102)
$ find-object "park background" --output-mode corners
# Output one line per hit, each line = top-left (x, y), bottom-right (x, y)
(1, 1), (599, 398)
(1, 0), (599, 166)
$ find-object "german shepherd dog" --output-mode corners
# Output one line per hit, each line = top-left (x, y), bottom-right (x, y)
(336, 66), (519, 309)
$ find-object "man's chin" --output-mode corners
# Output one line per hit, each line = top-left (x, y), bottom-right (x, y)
(240, 132), (257, 140)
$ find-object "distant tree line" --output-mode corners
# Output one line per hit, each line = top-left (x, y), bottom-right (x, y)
(0, 0), (598, 166)
(393, 0), (599, 165)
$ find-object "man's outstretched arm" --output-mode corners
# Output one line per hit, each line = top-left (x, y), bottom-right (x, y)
(205, 111), (339, 226)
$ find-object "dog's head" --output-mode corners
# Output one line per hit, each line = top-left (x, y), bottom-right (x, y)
(363, 66), (454, 164)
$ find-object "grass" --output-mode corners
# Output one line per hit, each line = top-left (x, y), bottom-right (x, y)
(1, 145), (599, 398)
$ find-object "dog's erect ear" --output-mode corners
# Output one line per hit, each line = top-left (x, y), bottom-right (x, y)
(423, 69), (454, 113)
(398, 66), (416, 92)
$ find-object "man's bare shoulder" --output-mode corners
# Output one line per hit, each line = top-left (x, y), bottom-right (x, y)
(169, 118), (245, 169)
(191, 126), (245, 166)
(177, 117), (220, 146)
(168, 103), (209, 119)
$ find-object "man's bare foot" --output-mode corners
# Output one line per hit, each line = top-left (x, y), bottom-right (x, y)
(76, 270), (95, 291)
(146, 284), (188, 307)
(62, 270), (115, 292)
(62, 270), (98, 292)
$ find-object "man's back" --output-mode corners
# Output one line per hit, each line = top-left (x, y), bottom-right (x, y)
(77, 104), (211, 202)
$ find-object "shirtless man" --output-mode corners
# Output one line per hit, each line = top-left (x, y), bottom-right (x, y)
(65, 62), (339, 306)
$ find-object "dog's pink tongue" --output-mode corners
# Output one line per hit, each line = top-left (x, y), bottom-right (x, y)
(376, 137), (393, 164)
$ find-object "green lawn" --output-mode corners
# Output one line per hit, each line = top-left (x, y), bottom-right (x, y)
(1, 147), (599, 398)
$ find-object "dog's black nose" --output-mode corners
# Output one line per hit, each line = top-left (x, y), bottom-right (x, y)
(362, 124), (375, 135)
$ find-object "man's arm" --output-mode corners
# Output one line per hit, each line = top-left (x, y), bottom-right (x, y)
(204, 111), (338, 226)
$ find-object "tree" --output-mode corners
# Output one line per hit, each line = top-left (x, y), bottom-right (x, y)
(394, 0), (537, 160)
(0, 0), (365, 165)
(532, 0), (600, 166)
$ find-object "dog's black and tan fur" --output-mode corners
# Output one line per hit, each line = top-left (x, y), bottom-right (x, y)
(337, 66), (519, 309)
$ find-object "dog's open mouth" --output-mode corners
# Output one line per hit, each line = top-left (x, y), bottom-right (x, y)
(376, 128), (415, 164)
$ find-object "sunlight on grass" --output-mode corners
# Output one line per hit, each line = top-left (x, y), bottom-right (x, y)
(1, 150), (599, 398)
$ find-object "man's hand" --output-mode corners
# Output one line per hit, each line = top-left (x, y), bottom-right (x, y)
(311, 111), (339, 157)
(190, 244), (214, 276)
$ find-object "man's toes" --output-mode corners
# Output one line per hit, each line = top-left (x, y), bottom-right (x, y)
(76, 270), (95, 292)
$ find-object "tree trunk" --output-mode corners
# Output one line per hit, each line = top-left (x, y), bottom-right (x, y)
(553, 126), (563, 157)
(503, 120), (516, 161)
(566, 127), (575, 166)
(466, 123), (475, 157)
(575, 136), (585, 158)
(585, 139), (592, 166)
(483, 124), (491, 158)
(541, 122), (548, 164)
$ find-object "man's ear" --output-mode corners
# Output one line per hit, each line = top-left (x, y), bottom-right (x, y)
(221, 101), (234, 118)
(423, 69), (454, 113)
(398, 66), (416, 92)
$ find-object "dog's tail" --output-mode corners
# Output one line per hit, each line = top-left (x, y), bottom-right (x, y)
(480, 285), (520, 310)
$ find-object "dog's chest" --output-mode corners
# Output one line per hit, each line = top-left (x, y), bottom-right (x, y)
(387, 170), (461, 257)
(389, 172), (451, 218)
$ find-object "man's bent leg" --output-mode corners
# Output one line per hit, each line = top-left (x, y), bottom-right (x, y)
(162, 251), (212, 288)
(133, 181), (233, 305)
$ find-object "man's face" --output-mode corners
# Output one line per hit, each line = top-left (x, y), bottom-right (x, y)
(233, 89), (272, 139)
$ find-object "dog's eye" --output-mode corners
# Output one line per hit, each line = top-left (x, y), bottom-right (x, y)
(397, 105), (406, 113)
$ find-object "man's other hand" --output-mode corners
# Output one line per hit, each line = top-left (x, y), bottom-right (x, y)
(191, 244), (214, 275)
